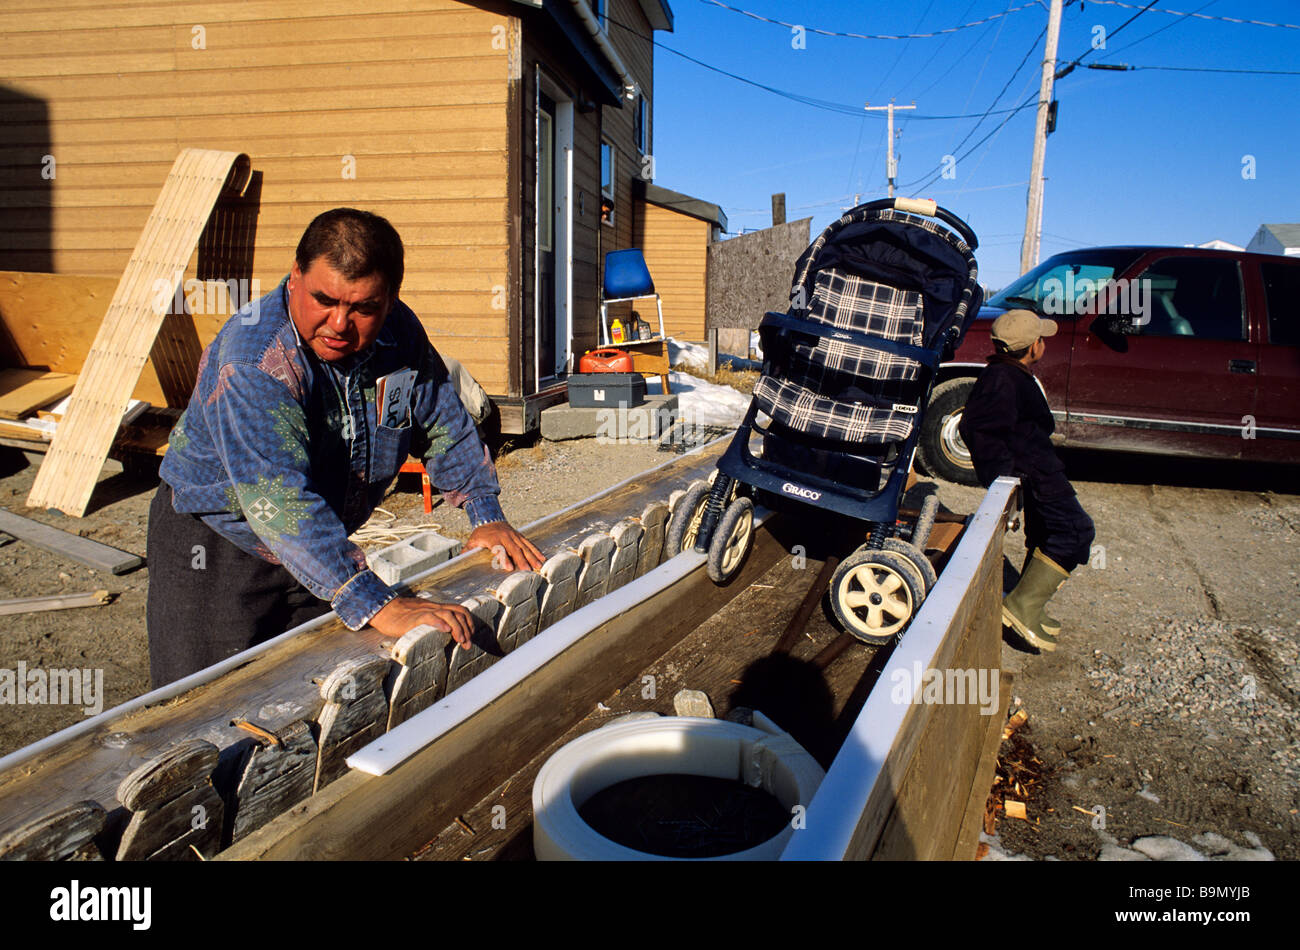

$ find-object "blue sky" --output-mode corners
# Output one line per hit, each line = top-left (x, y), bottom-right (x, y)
(647, 0), (1300, 290)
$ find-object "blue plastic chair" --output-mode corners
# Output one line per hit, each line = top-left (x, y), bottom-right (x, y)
(600, 248), (666, 347)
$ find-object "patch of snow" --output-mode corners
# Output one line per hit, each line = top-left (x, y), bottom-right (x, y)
(977, 832), (1032, 861)
(647, 371), (752, 428)
(1131, 836), (1206, 861)
(1100, 843), (1151, 861)
(1096, 827), (1276, 862)
(666, 337), (708, 372)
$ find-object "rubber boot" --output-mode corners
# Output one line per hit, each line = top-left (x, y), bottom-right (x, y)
(1024, 549), (1062, 638)
(1003, 550), (1070, 652)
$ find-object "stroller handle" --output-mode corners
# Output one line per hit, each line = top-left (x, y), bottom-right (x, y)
(853, 197), (979, 251)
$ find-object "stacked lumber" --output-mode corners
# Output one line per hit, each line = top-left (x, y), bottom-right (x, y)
(0, 443), (726, 861)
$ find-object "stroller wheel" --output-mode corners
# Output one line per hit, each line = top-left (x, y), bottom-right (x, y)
(830, 549), (922, 645)
(665, 481), (710, 558)
(707, 497), (755, 584)
(881, 538), (937, 595)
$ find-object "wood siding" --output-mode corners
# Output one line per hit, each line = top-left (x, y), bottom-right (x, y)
(0, 0), (517, 394)
(635, 202), (709, 341)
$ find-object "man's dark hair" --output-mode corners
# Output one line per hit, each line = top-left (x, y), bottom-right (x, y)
(994, 341), (1032, 360)
(295, 208), (404, 296)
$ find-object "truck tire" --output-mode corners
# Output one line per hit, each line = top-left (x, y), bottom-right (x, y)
(917, 377), (980, 486)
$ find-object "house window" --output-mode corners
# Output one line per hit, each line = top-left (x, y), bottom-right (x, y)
(634, 95), (649, 155)
(601, 140), (615, 227)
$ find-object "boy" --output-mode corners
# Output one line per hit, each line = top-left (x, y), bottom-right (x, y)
(958, 309), (1095, 652)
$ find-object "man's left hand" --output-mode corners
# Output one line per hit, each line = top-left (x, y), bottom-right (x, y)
(466, 521), (545, 572)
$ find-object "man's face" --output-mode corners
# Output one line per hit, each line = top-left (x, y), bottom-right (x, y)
(287, 257), (392, 362)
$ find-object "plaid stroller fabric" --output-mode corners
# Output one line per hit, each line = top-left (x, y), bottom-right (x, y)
(751, 206), (979, 446)
(752, 268), (927, 443)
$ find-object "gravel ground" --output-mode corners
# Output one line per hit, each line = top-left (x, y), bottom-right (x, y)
(0, 436), (1296, 863)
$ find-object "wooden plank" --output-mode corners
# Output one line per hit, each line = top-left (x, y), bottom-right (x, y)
(0, 800), (105, 861)
(953, 671), (1014, 860)
(26, 148), (250, 516)
(0, 369), (77, 420)
(0, 508), (143, 574)
(574, 533), (615, 610)
(869, 557), (1002, 859)
(0, 589), (112, 617)
(228, 719), (317, 844)
(218, 524), (789, 860)
(383, 625), (451, 731)
(115, 738), (223, 861)
(780, 478), (1019, 860)
(313, 657), (392, 793)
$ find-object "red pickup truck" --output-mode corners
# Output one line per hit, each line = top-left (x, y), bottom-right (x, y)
(917, 246), (1300, 485)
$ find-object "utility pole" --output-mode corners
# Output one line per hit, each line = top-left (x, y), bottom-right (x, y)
(865, 99), (916, 197)
(1019, 0), (1063, 274)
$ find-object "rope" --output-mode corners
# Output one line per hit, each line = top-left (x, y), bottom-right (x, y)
(349, 507), (444, 548)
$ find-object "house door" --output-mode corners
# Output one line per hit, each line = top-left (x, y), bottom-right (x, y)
(537, 94), (557, 381)
(535, 78), (573, 384)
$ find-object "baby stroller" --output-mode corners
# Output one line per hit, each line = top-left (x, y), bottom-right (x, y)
(666, 198), (982, 644)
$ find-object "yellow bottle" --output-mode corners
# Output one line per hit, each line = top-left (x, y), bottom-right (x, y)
(611, 318), (625, 344)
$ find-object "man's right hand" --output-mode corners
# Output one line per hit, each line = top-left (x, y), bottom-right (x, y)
(369, 596), (476, 649)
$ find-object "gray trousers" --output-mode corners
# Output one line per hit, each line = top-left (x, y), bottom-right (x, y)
(146, 483), (331, 689)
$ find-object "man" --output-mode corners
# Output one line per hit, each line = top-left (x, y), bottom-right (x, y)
(147, 208), (544, 687)
(958, 309), (1095, 653)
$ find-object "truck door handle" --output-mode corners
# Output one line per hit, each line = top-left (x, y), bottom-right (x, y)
(1229, 359), (1257, 375)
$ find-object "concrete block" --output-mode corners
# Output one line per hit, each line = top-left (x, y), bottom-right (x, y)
(541, 393), (678, 442)
(369, 530), (463, 586)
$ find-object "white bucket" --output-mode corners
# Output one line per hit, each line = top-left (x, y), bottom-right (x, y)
(532, 716), (825, 861)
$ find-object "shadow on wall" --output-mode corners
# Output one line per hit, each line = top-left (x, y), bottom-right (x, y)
(147, 170), (265, 408)
(0, 86), (51, 369)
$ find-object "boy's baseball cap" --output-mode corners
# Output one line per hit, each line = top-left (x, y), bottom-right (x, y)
(992, 308), (1058, 351)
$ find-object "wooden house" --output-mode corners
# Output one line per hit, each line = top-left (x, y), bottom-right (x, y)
(634, 182), (727, 341)
(0, 0), (674, 433)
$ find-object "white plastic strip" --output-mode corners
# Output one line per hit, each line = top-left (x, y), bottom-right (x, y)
(779, 476), (1019, 860)
(347, 507), (773, 776)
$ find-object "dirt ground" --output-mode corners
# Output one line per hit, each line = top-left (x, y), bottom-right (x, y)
(0, 438), (1296, 861)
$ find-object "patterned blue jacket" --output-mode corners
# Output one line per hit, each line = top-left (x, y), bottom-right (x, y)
(159, 276), (505, 629)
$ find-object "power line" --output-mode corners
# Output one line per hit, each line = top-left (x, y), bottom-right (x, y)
(697, 0), (1043, 40)
(1094, 0), (1221, 58)
(900, 92), (1040, 194)
(1096, 63), (1300, 76)
(1085, 0), (1300, 29)
(648, 38), (1046, 120)
(1055, 0), (1161, 79)
(956, 23), (1047, 148)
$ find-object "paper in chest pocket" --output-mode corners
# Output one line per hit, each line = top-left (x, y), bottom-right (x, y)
(376, 369), (417, 428)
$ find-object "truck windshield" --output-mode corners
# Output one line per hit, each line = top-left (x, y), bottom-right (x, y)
(988, 249), (1143, 317)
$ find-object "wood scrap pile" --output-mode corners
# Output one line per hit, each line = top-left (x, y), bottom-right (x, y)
(979, 705), (1045, 849)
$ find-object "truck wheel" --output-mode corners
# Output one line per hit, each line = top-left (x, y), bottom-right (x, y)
(918, 377), (980, 486)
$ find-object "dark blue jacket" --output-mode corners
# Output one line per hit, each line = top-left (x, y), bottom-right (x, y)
(958, 356), (1066, 490)
(160, 276), (504, 630)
